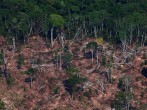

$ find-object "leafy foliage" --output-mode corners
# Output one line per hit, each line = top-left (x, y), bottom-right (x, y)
(95, 38), (104, 45)
(86, 42), (98, 49)
(49, 14), (65, 28)
(63, 75), (87, 96)
(25, 68), (36, 76)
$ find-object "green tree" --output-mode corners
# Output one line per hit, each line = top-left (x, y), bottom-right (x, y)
(49, 13), (65, 47)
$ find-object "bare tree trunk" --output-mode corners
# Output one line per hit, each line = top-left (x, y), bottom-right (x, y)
(91, 49), (94, 64)
(90, 26), (93, 35)
(13, 37), (16, 51)
(3, 53), (8, 81)
(101, 22), (104, 32)
(137, 28), (140, 37)
(121, 38), (127, 56)
(67, 24), (71, 39)
(23, 35), (26, 46)
(109, 31), (112, 40)
(124, 77), (132, 110)
(28, 22), (33, 37)
(141, 34), (147, 47)
(96, 52), (99, 65)
(45, 32), (48, 42)
(129, 26), (133, 45)
(51, 27), (54, 47)
(94, 26), (97, 38)
(60, 32), (64, 48)
(4, 63), (8, 81)
(30, 77), (32, 89)
(59, 53), (62, 71)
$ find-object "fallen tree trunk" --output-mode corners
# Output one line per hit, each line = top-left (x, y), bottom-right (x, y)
(32, 64), (54, 68)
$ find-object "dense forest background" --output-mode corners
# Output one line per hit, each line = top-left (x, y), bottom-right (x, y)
(0, 0), (147, 44)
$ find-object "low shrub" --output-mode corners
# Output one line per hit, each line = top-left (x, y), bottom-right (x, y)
(117, 78), (124, 90)
(7, 75), (14, 85)
(63, 75), (87, 96)
(65, 66), (79, 77)
(144, 60), (147, 65)
(52, 86), (60, 94)
(0, 99), (5, 109)
(63, 52), (72, 64)
(83, 89), (92, 99)
(17, 54), (24, 68)
(101, 56), (106, 66)
(0, 53), (4, 65)
(25, 68), (36, 76)
(111, 91), (133, 110)
(63, 45), (69, 52)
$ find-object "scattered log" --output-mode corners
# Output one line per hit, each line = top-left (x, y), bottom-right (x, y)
(84, 64), (100, 73)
